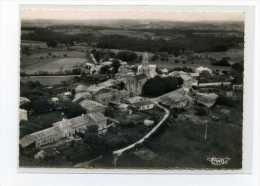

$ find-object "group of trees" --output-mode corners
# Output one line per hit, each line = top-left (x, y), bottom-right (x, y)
(22, 27), (96, 47)
(142, 76), (183, 97)
(212, 57), (231, 66)
(97, 34), (242, 53)
(91, 49), (140, 63)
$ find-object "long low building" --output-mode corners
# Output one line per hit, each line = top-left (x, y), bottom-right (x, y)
(20, 112), (108, 149)
(196, 82), (232, 88)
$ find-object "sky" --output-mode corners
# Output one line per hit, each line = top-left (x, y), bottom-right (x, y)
(21, 5), (244, 22)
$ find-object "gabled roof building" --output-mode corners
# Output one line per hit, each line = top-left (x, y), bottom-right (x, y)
(20, 112), (108, 148)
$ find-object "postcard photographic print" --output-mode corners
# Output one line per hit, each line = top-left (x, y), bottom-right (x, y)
(19, 5), (252, 172)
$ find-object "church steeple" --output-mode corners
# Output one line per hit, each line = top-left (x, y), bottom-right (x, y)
(142, 52), (149, 67)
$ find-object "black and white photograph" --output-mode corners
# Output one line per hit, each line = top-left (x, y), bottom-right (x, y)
(18, 5), (246, 170)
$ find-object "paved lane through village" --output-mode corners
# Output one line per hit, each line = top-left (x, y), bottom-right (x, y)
(112, 101), (170, 166)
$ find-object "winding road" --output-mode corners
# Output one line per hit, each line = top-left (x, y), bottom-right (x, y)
(112, 101), (170, 166)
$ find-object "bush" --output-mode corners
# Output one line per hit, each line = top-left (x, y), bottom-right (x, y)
(116, 51), (138, 62)
(212, 57), (231, 66)
(215, 95), (236, 107)
(171, 67), (193, 73)
(232, 62), (243, 73)
(31, 98), (52, 114)
(60, 101), (85, 118)
(195, 106), (208, 116)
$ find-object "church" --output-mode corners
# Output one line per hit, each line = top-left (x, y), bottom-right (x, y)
(137, 52), (157, 79)
(115, 52), (157, 96)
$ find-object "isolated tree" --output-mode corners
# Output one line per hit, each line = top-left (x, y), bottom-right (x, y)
(47, 40), (58, 48)
(111, 59), (121, 73)
(232, 62), (243, 73)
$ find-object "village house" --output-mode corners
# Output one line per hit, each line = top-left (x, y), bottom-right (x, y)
(169, 71), (198, 89)
(157, 88), (193, 109)
(124, 96), (154, 111)
(132, 100), (155, 111)
(109, 101), (129, 112)
(195, 92), (218, 108)
(19, 109), (28, 121)
(50, 97), (59, 104)
(115, 61), (131, 78)
(79, 99), (107, 113)
(20, 97), (30, 107)
(82, 62), (96, 74)
(92, 88), (118, 105)
(75, 84), (89, 93)
(195, 66), (213, 75)
(72, 92), (92, 103)
(125, 96), (145, 104)
(20, 112), (108, 148)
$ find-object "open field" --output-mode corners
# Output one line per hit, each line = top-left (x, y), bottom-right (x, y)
(21, 57), (86, 74)
(200, 48), (244, 63)
(21, 49), (86, 69)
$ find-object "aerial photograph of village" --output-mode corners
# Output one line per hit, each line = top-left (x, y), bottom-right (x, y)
(19, 6), (244, 170)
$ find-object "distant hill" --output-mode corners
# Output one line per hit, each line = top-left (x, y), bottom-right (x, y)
(21, 19), (244, 32)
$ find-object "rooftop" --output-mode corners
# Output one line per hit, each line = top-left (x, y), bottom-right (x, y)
(79, 99), (107, 112)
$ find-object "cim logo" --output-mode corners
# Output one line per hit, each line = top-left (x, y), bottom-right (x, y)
(207, 157), (231, 166)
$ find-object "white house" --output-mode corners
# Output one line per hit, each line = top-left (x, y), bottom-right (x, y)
(132, 100), (155, 111)
(19, 109), (28, 121)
